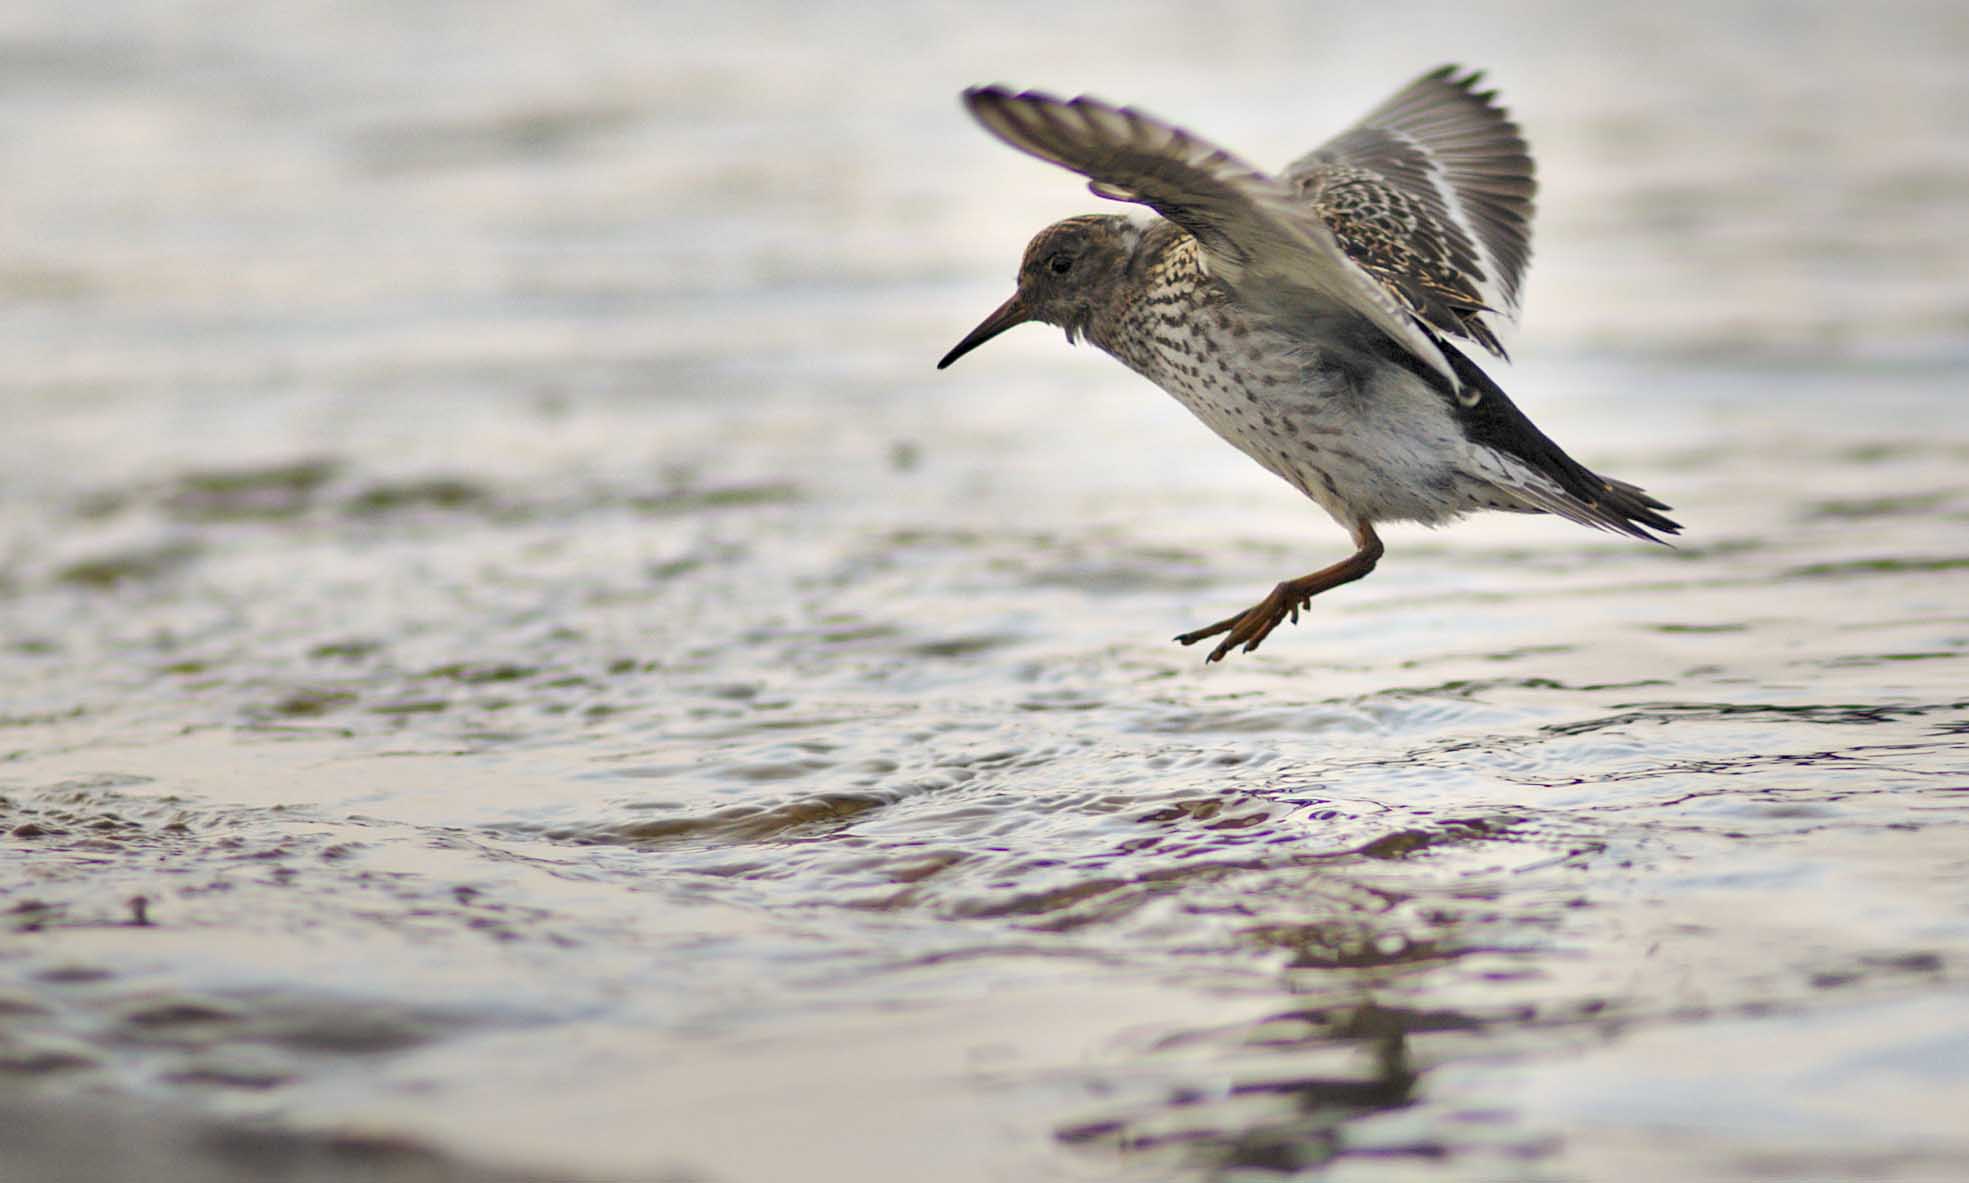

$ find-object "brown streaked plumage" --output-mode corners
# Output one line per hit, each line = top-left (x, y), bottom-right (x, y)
(938, 66), (1679, 663)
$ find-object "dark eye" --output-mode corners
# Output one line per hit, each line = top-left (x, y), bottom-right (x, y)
(1047, 252), (1074, 276)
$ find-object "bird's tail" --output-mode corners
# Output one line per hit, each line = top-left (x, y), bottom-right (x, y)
(1441, 346), (1682, 542)
(1493, 466), (1682, 542)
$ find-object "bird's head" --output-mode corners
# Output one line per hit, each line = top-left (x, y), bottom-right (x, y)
(937, 215), (1136, 369)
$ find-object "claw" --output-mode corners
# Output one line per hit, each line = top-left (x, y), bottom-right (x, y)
(1173, 528), (1384, 664)
(1182, 592), (1290, 665)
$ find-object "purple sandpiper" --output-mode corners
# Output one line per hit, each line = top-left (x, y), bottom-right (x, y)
(939, 66), (1679, 662)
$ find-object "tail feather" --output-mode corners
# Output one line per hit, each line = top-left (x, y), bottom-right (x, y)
(1493, 468), (1681, 542)
(1440, 345), (1681, 543)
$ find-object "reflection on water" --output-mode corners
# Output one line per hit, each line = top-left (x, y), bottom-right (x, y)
(1058, 1003), (1429, 1172)
(4, 1), (1969, 1181)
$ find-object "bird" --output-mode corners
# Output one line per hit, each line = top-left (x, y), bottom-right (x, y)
(936, 66), (1680, 663)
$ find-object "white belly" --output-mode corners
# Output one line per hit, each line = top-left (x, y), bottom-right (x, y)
(1122, 334), (1497, 529)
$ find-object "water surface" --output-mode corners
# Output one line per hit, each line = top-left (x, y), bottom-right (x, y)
(4, 3), (1969, 1180)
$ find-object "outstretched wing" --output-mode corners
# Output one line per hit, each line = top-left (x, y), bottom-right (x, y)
(1282, 66), (1537, 359)
(961, 85), (1459, 391)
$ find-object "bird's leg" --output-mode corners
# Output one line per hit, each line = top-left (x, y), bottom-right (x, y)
(1175, 524), (1384, 663)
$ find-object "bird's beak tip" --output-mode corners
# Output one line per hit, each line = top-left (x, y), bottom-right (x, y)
(936, 292), (1030, 371)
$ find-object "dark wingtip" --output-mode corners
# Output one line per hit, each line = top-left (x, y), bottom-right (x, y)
(964, 83), (1061, 113)
(1414, 64), (1515, 123)
(960, 84), (1016, 123)
(1602, 488), (1683, 544)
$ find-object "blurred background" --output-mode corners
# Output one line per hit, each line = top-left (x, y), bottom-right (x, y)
(8, 0), (1968, 399)
(3, 2), (1968, 1181)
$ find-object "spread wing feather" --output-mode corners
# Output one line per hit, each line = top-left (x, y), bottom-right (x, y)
(962, 85), (1461, 391)
(1282, 66), (1537, 359)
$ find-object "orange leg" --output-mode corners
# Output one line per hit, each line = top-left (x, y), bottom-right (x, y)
(1176, 524), (1384, 663)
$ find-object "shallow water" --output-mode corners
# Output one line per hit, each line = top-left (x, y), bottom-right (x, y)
(5, 3), (1969, 1181)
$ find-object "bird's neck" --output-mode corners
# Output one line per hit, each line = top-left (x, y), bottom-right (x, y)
(1086, 227), (1218, 374)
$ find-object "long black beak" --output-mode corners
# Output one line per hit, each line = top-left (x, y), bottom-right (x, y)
(936, 291), (1031, 370)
